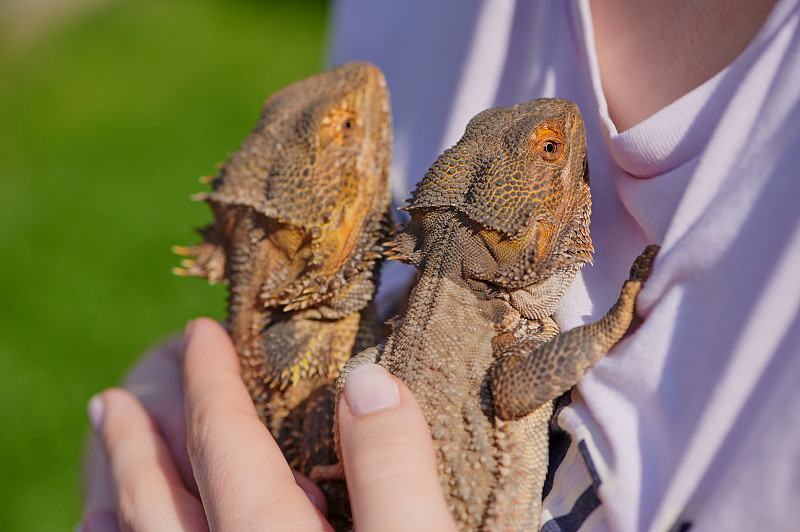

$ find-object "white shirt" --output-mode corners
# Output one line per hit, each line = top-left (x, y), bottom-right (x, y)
(329, 1), (800, 530)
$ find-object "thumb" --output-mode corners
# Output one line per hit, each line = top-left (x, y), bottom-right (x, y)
(338, 363), (458, 532)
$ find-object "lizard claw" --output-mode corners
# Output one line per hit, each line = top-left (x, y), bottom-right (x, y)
(171, 242), (227, 284)
(628, 244), (660, 284)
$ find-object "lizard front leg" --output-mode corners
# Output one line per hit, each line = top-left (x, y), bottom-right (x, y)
(492, 244), (659, 420)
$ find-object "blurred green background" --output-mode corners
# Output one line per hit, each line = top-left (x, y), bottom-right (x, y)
(0, 0), (328, 528)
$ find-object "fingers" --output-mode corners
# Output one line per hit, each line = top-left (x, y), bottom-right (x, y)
(83, 334), (192, 519)
(123, 334), (194, 492)
(82, 433), (118, 520)
(182, 318), (331, 531)
(81, 508), (121, 532)
(94, 388), (209, 531)
(293, 470), (329, 518)
(339, 363), (458, 532)
(87, 317), (455, 532)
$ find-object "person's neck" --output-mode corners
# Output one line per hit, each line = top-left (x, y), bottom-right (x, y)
(589, 0), (778, 132)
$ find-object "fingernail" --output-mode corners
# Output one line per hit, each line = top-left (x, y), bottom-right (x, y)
(87, 393), (105, 434)
(344, 364), (399, 417)
(182, 319), (196, 351)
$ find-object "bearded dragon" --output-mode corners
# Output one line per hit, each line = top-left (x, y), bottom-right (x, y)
(321, 98), (658, 530)
(174, 62), (392, 530)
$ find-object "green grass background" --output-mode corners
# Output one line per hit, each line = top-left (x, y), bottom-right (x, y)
(0, 0), (328, 528)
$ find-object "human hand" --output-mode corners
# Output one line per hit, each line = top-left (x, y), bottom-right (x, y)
(82, 330), (194, 529)
(81, 318), (457, 531)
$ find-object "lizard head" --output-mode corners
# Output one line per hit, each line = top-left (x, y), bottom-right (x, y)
(175, 62), (392, 315)
(392, 98), (592, 319)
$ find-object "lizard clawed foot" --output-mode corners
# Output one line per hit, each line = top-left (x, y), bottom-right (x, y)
(171, 242), (226, 284)
(491, 244), (661, 422)
(628, 244), (660, 284)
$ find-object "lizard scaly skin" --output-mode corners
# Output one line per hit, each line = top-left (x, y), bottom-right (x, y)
(327, 98), (657, 530)
(174, 62), (392, 530)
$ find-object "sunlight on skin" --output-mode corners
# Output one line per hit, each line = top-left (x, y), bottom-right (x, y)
(591, 0), (778, 131)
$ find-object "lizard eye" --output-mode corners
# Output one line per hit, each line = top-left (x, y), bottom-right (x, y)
(324, 110), (360, 145)
(532, 129), (565, 162)
(339, 115), (358, 135)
